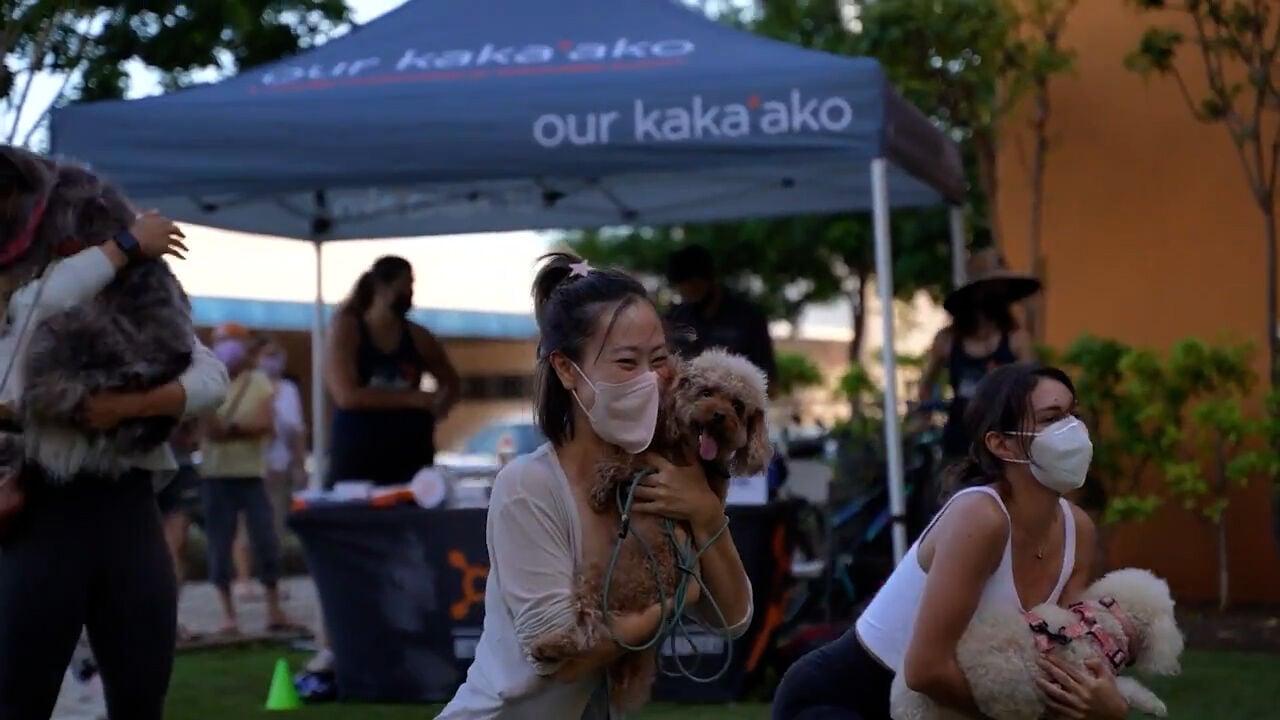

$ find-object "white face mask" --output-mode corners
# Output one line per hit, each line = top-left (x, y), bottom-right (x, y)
(569, 361), (660, 455)
(1006, 417), (1093, 494)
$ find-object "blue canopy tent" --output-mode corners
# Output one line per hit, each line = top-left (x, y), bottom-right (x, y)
(51, 0), (968, 564)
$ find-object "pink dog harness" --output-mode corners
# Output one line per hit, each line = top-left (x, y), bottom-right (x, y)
(1024, 596), (1137, 673)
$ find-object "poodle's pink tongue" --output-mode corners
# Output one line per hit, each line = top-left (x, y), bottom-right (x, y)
(698, 433), (718, 461)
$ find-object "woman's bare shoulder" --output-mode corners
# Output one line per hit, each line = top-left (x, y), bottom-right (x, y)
(930, 326), (954, 356)
(328, 310), (358, 336)
(930, 489), (1010, 547)
(1066, 500), (1097, 544)
(918, 488), (1009, 576)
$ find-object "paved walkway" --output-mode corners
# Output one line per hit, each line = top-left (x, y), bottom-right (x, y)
(52, 577), (321, 720)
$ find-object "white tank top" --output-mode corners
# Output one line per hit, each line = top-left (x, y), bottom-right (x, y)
(854, 486), (1076, 671)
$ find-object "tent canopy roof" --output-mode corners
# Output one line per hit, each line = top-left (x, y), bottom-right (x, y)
(51, 0), (964, 240)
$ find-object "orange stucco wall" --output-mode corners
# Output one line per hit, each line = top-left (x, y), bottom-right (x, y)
(997, 1), (1280, 603)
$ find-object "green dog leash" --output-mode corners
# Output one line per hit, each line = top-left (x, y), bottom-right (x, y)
(600, 468), (735, 683)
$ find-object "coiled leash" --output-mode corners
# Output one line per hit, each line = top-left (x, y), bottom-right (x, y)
(600, 468), (735, 683)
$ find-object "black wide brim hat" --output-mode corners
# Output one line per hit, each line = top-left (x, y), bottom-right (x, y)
(942, 248), (1042, 316)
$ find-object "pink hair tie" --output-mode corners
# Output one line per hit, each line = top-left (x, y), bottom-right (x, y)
(0, 197), (47, 266)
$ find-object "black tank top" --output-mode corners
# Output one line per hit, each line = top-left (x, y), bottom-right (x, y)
(327, 317), (436, 486)
(942, 330), (1018, 457)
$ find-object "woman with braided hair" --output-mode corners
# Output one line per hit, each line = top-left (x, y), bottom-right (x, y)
(0, 146), (228, 720)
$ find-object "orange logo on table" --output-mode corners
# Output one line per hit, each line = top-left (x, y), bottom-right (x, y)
(448, 549), (489, 620)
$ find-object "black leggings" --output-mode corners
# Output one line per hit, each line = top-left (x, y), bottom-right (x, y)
(772, 625), (894, 720)
(0, 468), (177, 720)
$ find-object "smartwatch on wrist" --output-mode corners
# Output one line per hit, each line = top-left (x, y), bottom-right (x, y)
(112, 229), (143, 261)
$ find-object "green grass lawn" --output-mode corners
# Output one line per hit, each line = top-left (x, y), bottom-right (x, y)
(166, 647), (1280, 719)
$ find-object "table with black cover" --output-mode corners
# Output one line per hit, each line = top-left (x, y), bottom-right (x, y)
(290, 501), (793, 704)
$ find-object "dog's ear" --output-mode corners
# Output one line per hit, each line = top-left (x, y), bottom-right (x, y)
(657, 363), (686, 452)
(731, 408), (772, 476)
(0, 146), (45, 224)
(0, 146), (54, 198)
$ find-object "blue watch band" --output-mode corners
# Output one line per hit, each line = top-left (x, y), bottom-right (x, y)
(113, 229), (142, 259)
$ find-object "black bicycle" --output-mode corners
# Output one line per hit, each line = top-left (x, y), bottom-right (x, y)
(762, 399), (950, 691)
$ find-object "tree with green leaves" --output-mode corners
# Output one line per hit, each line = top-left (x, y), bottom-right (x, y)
(3, 0), (351, 148)
(774, 350), (825, 398)
(1125, 0), (1280, 390)
(1124, 0), (1280, 555)
(855, 0), (1079, 339)
(572, 0), (962, 362)
(1015, 0), (1078, 340)
(571, 208), (956, 364)
(1128, 339), (1275, 609)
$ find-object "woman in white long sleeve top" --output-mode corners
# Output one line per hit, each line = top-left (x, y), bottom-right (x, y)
(0, 148), (228, 720)
(439, 254), (755, 719)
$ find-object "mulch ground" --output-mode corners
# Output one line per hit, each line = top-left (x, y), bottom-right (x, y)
(1178, 606), (1280, 653)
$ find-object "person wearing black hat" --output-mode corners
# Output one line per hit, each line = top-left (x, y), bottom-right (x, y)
(916, 248), (1039, 464)
(665, 244), (777, 394)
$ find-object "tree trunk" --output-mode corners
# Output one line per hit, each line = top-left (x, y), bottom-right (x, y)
(1266, 206), (1278, 391)
(1025, 83), (1051, 343)
(1265, 207), (1280, 557)
(848, 269), (868, 363)
(1086, 509), (1111, 575)
(1216, 518), (1230, 611)
(848, 269), (868, 418)
(1214, 437), (1230, 611)
(972, 131), (1002, 251)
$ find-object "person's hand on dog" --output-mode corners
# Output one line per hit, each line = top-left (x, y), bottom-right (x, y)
(633, 454), (723, 536)
(131, 210), (188, 259)
(1035, 656), (1128, 720)
(654, 574), (703, 621)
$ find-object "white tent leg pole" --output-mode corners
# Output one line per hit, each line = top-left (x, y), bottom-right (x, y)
(309, 240), (326, 491)
(870, 158), (907, 566)
(949, 205), (967, 288)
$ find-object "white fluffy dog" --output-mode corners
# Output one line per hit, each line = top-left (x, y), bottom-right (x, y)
(891, 568), (1184, 720)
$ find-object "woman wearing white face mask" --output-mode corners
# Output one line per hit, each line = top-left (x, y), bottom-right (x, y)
(438, 253), (754, 719)
(774, 362), (1128, 720)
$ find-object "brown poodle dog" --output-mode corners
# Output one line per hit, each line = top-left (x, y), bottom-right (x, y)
(529, 349), (772, 712)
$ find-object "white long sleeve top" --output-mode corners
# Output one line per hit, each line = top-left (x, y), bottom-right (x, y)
(0, 247), (228, 473)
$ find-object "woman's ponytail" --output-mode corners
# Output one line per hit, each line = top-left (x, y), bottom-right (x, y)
(531, 252), (580, 327)
(342, 255), (412, 317)
(342, 271), (376, 316)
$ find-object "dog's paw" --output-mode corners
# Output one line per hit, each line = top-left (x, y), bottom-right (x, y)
(528, 631), (581, 664)
(1116, 676), (1168, 717)
(588, 480), (614, 513)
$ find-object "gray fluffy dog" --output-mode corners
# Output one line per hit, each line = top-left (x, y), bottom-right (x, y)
(0, 146), (192, 481)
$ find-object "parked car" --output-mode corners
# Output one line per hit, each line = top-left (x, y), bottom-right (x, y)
(436, 418), (546, 472)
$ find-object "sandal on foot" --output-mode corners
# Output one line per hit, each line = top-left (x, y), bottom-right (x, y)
(267, 621), (312, 637)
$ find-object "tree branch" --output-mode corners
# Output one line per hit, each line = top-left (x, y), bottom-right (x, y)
(5, 7), (60, 144)
(0, 0), (38, 61)
(1187, 6), (1265, 199)
(1170, 66), (1209, 122)
(19, 14), (95, 148)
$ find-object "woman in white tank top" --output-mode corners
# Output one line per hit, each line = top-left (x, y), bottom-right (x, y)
(773, 363), (1130, 720)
